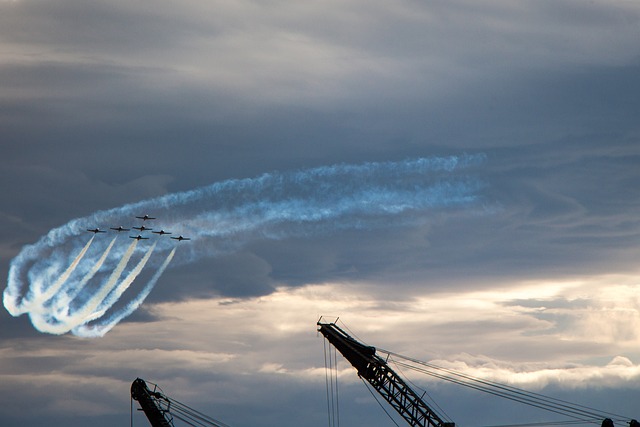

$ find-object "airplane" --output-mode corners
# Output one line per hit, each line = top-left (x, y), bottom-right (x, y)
(170, 235), (191, 241)
(152, 229), (172, 236)
(129, 235), (149, 240)
(110, 226), (130, 232)
(87, 228), (106, 234)
(132, 225), (153, 232)
(136, 215), (156, 221)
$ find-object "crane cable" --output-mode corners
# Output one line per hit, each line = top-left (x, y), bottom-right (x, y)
(161, 396), (231, 427)
(379, 349), (630, 425)
(389, 355), (625, 422)
(391, 358), (600, 424)
(323, 320), (634, 427)
(324, 335), (341, 427)
(321, 320), (453, 425)
(391, 354), (455, 424)
(478, 420), (616, 427)
(134, 379), (230, 427)
(360, 376), (403, 427)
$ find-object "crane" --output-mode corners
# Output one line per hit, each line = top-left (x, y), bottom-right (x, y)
(319, 320), (638, 427)
(131, 378), (231, 427)
(318, 321), (455, 427)
(131, 378), (174, 427)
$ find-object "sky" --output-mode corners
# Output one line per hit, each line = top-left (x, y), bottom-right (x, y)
(1, 0), (640, 426)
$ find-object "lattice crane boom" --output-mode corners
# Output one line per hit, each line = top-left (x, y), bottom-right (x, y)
(318, 321), (455, 427)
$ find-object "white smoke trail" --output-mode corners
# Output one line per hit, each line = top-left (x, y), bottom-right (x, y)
(4, 155), (489, 337)
(25, 236), (115, 334)
(84, 241), (157, 323)
(51, 236), (118, 315)
(65, 239), (138, 326)
(5, 235), (95, 319)
(28, 238), (139, 335)
(73, 247), (176, 338)
(36, 235), (94, 303)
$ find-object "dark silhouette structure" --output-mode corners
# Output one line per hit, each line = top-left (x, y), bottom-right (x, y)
(131, 378), (174, 427)
(318, 321), (455, 427)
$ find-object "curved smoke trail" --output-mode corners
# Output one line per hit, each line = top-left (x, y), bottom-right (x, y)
(38, 235), (94, 302)
(3, 155), (488, 337)
(29, 239), (141, 335)
(86, 241), (157, 324)
(51, 236), (118, 315)
(73, 247), (176, 338)
(65, 239), (139, 326)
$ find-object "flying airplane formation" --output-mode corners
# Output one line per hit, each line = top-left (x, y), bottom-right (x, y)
(85, 215), (190, 242)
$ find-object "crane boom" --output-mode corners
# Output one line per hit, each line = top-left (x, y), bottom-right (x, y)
(131, 378), (174, 427)
(318, 321), (455, 427)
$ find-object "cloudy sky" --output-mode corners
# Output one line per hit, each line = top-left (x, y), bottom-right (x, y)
(2, 0), (640, 426)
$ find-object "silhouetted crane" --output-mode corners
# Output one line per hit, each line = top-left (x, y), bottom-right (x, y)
(131, 378), (174, 427)
(131, 378), (230, 427)
(318, 321), (455, 427)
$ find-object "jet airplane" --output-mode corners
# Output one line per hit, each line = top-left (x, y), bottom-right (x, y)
(130, 235), (149, 240)
(87, 228), (106, 234)
(132, 225), (153, 232)
(110, 226), (130, 232)
(136, 215), (156, 221)
(170, 235), (191, 241)
(152, 229), (172, 236)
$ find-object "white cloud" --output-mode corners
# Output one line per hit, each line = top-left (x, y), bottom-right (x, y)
(3, 258), (640, 424)
(102, 274), (640, 390)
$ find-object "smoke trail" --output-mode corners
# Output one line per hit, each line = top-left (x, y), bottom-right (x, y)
(65, 239), (138, 326)
(73, 247), (176, 338)
(28, 239), (140, 335)
(4, 155), (488, 336)
(85, 241), (157, 323)
(51, 236), (118, 315)
(36, 235), (94, 304)
(25, 237), (116, 334)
